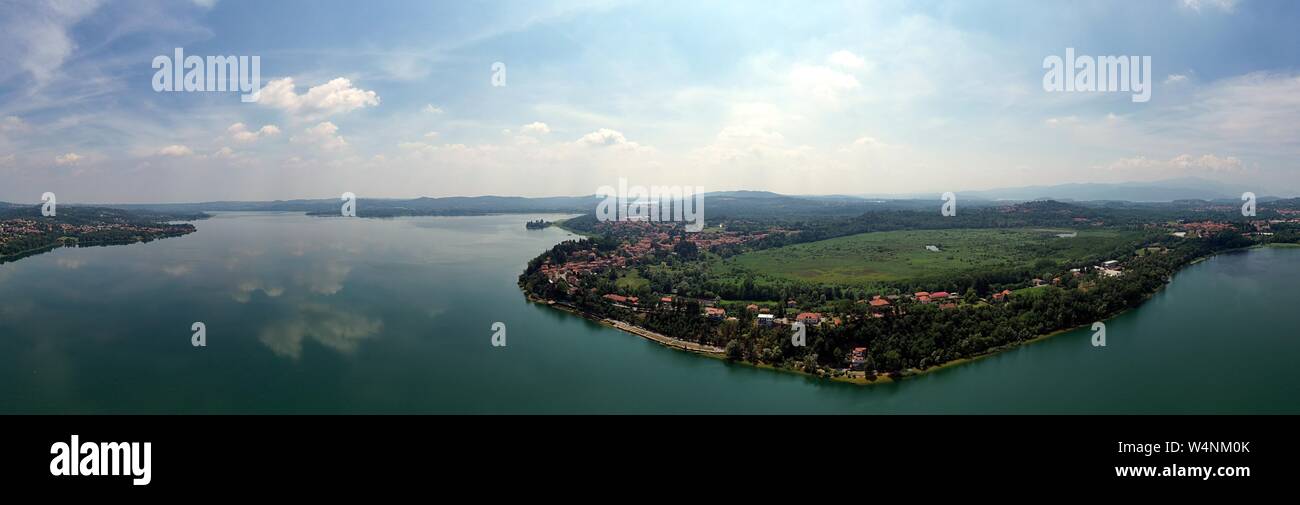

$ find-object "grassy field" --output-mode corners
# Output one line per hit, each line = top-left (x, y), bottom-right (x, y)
(615, 269), (650, 291)
(727, 228), (1144, 285)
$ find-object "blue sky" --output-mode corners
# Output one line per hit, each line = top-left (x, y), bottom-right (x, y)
(1, 0), (1298, 202)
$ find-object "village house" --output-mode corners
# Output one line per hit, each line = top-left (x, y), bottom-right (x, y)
(795, 312), (821, 326)
(849, 347), (868, 370)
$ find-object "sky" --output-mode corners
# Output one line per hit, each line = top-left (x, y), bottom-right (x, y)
(1, 0), (1298, 203)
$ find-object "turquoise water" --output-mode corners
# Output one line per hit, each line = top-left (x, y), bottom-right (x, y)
(1, 212), (1297, 413)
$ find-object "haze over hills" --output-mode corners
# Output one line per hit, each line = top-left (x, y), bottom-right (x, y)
(857, 177), (1266, 202)
(0, 178), (1291, 217)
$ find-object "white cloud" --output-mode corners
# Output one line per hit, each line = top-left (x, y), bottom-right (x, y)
(575, 128), (646, 151)
(423, 131), (440, 139)
(292, 121), (348, 151)
(156, 144), (194, 157)
(521, 122), (550, 135)
(227, 122), (282, 143)
(1166, 74), (1190, 84)
(54, 152), (83, 165)
(789, 64), (860, 101)
(1184, 72), (1300, 147)
(1101, 153), (1245, 175)
(851, 136), (889, 149)
(1181, 0), (1238, 13)
(0, 1), (102, 87)
(1045, 116), (1080, 127)
(827, 50), (867, 69)
(424, 104), (444, 114)
(256, 77), (380, 118)
(0, 115), (29, 133)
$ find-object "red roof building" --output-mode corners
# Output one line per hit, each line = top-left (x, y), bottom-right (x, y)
(795, 312), (822, 325)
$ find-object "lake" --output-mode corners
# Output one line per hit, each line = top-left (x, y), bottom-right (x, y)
(1, 212), (1297, 413)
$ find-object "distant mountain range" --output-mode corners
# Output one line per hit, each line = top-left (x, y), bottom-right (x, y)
(0, 178), (1290, 216)
(858, 177), (1273, 203)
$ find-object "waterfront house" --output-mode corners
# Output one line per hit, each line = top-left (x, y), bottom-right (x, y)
(849, 347), (868, 370)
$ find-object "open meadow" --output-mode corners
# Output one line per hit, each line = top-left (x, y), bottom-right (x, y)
(725, 228), (1146, 286)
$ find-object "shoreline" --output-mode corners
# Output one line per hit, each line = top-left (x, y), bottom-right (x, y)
(525, 294), (725, 355)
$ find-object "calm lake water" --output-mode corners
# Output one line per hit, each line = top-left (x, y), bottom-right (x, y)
(1, 212), (1297, 413)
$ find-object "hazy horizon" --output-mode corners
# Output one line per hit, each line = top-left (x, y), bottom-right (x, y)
(3, 175), (1297, 206)
(3, 0), (1300, 202)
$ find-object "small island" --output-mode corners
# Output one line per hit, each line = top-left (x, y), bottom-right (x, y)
(525, 219), (553, 230)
